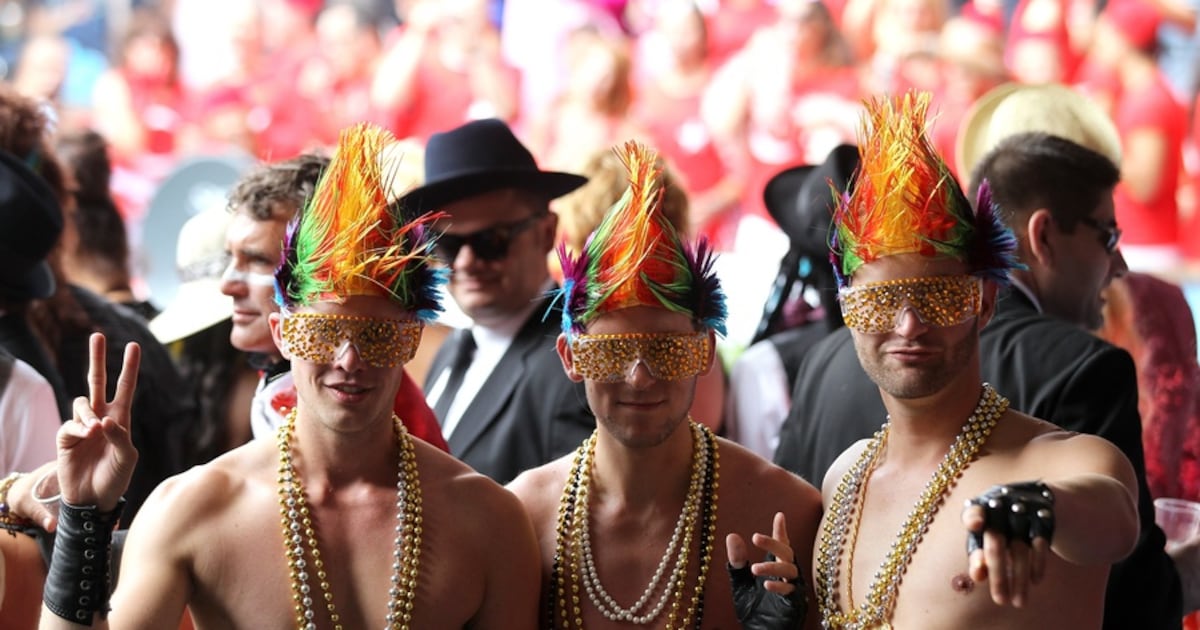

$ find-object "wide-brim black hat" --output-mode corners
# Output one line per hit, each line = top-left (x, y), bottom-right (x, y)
(0, 150), (63, 302)
(399, 118), (587, 215)
(763, 144), (860, 257)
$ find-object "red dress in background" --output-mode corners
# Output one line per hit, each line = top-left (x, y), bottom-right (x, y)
(1111, 73), (1187, 248)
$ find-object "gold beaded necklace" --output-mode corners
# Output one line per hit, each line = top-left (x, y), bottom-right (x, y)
(815, 384), (1008, 630)
(276, 410), (423, 630)
(550, 421), (720, 629)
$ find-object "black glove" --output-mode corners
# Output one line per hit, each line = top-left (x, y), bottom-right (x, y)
(727, 553), (808, 630)
(965, 481), (1056, 555)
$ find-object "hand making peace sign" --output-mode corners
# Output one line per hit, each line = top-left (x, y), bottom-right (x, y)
(55, 333), (140, 513)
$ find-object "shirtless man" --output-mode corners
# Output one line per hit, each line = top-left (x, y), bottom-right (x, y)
(813, 94), (1139, 629)
(508, 142), (823, 629)
(220, 152), (448, 449)
(38, 124), (539, 629)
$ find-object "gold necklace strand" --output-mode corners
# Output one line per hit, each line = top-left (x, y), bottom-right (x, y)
(678, 425), (719, 630)
(815, 384), (1008, 629)
(276, 410), (423, 630)
(550, 420), (720, 630)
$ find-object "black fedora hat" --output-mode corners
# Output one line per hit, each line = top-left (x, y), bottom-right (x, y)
(0, 150), (63, 302)
(763, 144), (860, 257)
(399, 119), (587, 214)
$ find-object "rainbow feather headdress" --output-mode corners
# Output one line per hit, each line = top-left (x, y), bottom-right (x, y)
(274, 123), (445, 322)
(829, 92), (1022, 288)
(556, 141), (726, 337)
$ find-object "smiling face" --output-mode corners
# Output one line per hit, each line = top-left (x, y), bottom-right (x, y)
(270, 294), (416, 434)
(557, 306), (714, 449)
(844, 254), (995, 400)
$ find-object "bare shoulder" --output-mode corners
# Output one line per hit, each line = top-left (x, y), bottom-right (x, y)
(820, 437), (875, 500)
(414, 441), (533, 532)
(119, 439), (276, 585)
(1000, 409), (1123, 458)
(715, 437), (822, 528)
(717, 438), (819, 500)
(999, 410), (1135, 484)
(507, 452), (576, 522)
(132, 440), (274, 532)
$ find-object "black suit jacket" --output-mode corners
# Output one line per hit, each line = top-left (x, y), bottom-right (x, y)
(426, 296), (594, 484)
(774, 289), (1182, 629)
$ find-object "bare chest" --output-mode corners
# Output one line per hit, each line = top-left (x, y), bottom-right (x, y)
(818, 463), (1105, 629)
(186, 493), (476, 629)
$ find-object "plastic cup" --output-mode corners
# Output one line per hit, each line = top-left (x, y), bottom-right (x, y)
(1154, 497), (1200, 549)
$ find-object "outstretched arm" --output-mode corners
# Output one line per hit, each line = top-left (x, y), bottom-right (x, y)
(962, 432), (1139, 608)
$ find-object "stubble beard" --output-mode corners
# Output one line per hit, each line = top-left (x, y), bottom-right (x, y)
(855, 322), (980, 400)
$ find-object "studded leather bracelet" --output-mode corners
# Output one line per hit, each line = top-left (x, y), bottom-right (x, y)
(965, 481), (1056, 555)
(43, 498), (126, 626)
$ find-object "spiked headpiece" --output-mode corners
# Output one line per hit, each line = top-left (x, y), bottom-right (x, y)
(830, 92), (1022, 288)
(274, 123), (445, 321)
(556, 141), (727, 337)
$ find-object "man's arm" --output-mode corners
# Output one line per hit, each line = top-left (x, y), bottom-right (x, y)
(1043, 438), (1140, 567)
(40, 334), (139, 629)
(471, 488), (541, 628)
(38, 334), (186, 629)
(963, 432), (1140, 607)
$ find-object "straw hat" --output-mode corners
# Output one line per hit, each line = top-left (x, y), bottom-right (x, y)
(955, 82), (1122, 180)
(149, 207), (234, 343)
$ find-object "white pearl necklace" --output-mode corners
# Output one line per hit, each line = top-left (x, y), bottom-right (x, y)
(576, 422), (709, 624)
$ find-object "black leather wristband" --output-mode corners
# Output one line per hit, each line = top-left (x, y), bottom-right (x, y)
(43, 498), (126, 626)
(728, 554), (808, 630)
(966, 481), (1055, 555)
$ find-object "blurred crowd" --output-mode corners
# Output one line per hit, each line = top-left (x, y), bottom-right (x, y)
(4, 0), (1200, 275)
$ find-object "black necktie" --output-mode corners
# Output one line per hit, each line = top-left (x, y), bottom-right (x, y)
(433, 329), (476, 425)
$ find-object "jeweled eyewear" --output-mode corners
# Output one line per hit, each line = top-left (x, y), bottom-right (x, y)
(839, 275), (982, 334)
(281, 313), (422, 368)
(569, 331), (711, 382)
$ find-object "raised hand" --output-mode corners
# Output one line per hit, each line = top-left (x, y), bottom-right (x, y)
(726, 512), (808, 630)
(55, 333), (140, 513)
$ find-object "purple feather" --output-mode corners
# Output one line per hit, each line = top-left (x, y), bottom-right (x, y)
(969, 179), (1025, 286)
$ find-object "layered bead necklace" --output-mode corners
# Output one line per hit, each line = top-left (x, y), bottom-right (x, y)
(550, 421), (720, 629)
(815, 384), (1008, 630)
(276, 410), (423, 630)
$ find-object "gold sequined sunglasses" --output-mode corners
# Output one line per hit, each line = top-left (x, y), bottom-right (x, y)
(839, 275), (982, 334)
(569, 331), (711, 382)
(280, 313), (423, 368)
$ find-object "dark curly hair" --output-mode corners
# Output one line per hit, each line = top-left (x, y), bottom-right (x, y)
(226, 152), (330, 220)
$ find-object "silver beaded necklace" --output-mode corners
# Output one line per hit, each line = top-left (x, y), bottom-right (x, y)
(276, 411), (423, 630)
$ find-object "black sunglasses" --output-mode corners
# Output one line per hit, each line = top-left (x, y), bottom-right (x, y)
(434, 213), (546, 262)
(1078, 216), (1122, 254)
